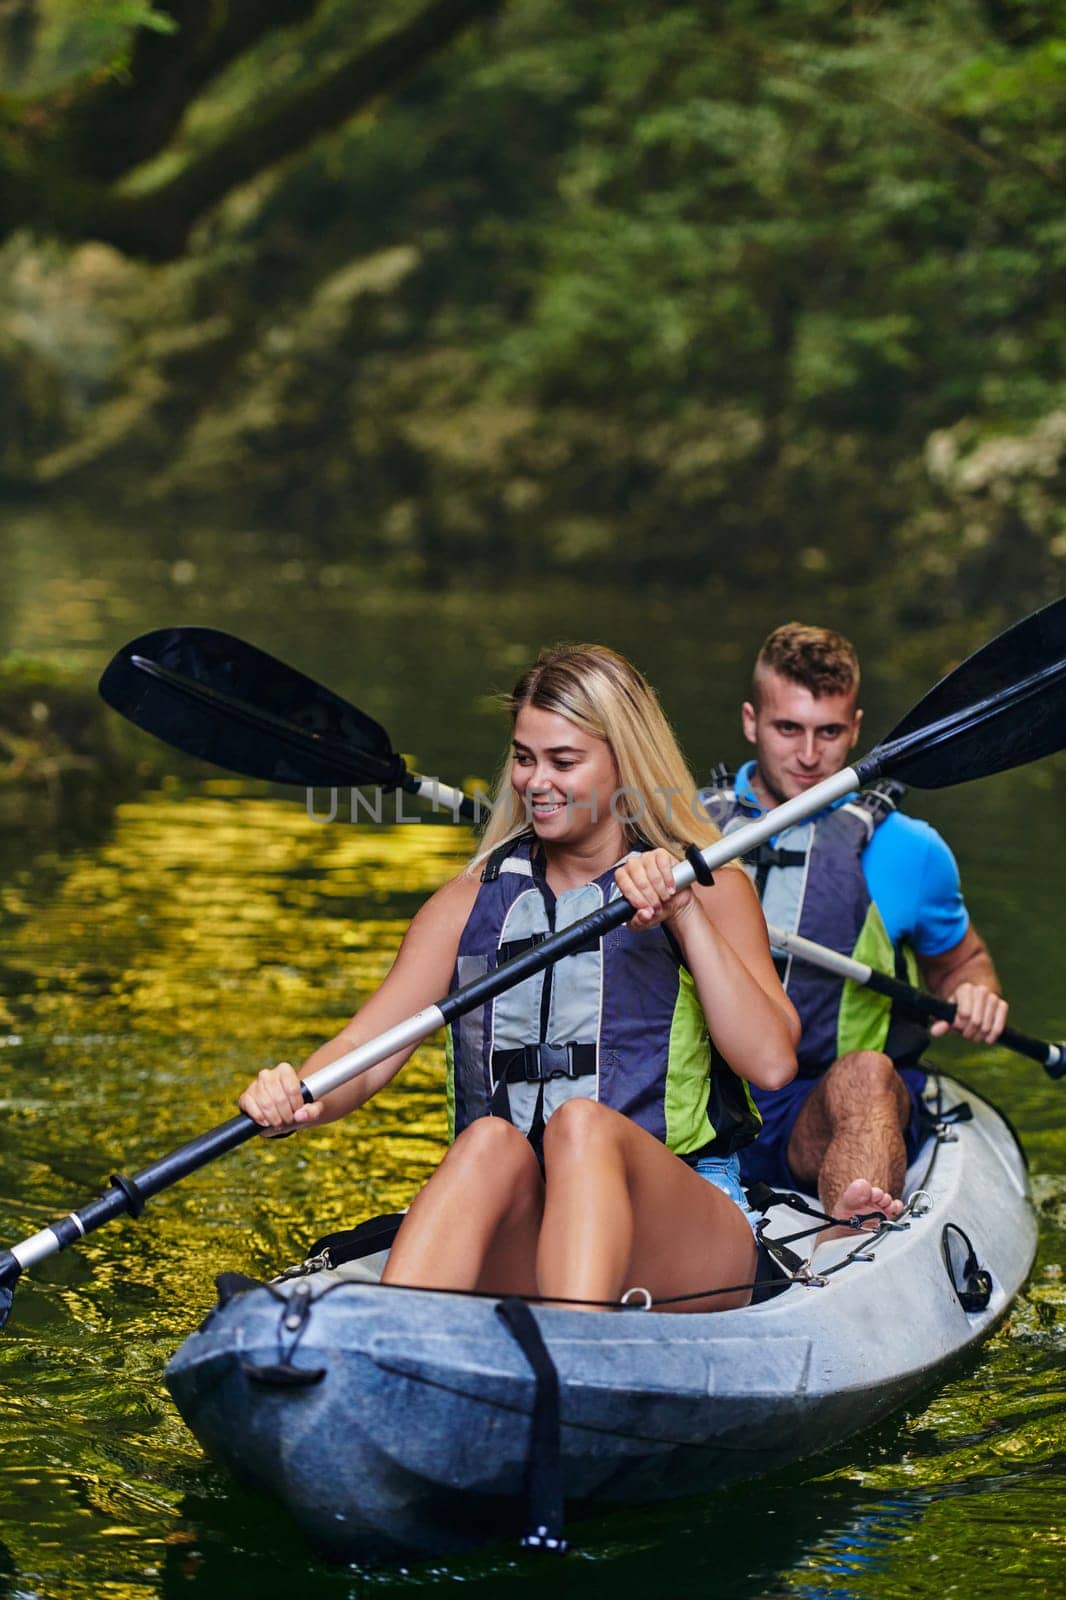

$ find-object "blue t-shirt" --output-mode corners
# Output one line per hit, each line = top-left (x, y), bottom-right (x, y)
(733, 761), (968, 957)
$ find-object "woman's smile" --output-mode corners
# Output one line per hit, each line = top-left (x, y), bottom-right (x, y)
(510, 703), (621, 846)
(530, 794), (567, 818)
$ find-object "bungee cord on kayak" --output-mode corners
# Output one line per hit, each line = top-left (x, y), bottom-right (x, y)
(266, 1193), (912, 1304)
(254, 1076), (973, 1315)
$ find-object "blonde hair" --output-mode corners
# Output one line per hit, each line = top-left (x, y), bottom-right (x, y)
(469, 644), (721, 872)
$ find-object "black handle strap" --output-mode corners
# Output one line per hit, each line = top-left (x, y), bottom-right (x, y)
(496, 1297), (568, 1555)
(942, 1223), (993, 1312)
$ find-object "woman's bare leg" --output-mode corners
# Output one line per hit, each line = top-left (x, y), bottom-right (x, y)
(382, 1116), (544, 1295)
(538, 1098), (757, 1312)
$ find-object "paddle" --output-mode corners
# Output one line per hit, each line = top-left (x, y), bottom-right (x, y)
(766, 924), (1066, 1079)
(98, 626), (479, 822)
(1, 599), (1063, 1330)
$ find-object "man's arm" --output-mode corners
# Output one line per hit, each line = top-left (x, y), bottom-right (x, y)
(918, 924), (1008, 1044)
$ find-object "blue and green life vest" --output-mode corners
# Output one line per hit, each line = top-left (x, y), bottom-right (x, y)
(699, 770), (929, 1076)
(445, 836), (761, 1157)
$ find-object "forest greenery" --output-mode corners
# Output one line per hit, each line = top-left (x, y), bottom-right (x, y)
(0, 0), (1063, 614)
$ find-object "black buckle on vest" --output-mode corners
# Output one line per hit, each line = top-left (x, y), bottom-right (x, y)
(523, 1045), (547, 1082)
(540, 1043), (576, 1080)
(493, 1043), (597, 1084)
(499, 932), (548, 964)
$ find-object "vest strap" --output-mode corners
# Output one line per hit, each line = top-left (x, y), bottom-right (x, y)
(745, 843), (808, 870)
(498, 931), (548, 963)
(480, 833), (535, 883)
(705, 762), (735, 790)
(492, 1042), (597, 1084)
(853, 778), (907, 826)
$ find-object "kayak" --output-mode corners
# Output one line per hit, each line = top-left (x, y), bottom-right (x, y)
(165, 1074), (1036, 1562)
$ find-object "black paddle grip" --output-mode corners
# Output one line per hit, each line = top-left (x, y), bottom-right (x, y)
(861, 967), (1063, 1073)
(126, 1113), (262, 1202)
(67, 1116), (263, 1243)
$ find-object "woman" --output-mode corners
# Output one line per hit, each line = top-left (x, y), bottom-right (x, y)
(240, 645), (799, 1311)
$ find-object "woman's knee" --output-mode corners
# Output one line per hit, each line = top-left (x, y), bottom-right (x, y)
(445, 1115), (537, 1177)
(542, 1095), (620, 1161)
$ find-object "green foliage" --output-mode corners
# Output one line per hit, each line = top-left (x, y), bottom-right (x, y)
(2, 0), (1063, 606)
(0, 0), (177, 96)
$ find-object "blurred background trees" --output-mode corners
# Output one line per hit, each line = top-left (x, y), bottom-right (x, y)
(1, 0), (1062, 613)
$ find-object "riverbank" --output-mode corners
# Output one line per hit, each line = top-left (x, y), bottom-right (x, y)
(0, 654), (175, 838)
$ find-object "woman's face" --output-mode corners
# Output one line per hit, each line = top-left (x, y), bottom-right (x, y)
(511, 704), (621, 845)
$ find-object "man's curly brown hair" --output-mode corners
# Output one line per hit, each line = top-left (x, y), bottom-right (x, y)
(753, 623), (860, 708)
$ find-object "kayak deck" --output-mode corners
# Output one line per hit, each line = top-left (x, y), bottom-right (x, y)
(165, 1076), (1036, 1561)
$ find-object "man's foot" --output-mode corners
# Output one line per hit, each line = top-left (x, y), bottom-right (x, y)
(834, 1177), (905, 1228)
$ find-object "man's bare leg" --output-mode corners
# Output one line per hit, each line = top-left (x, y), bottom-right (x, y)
(786, 1051), (911, 1237)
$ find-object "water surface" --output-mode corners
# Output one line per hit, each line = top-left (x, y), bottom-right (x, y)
(0, 517), (1063, 1596)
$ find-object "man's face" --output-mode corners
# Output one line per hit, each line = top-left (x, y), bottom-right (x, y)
(741, 670), (863, 807)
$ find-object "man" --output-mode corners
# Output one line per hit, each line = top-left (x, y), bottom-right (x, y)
(702, 622), (1008, 1230)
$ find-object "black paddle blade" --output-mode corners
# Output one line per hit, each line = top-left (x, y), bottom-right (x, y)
(99, 628), (406, 789)
(858, 597), (1066, 789)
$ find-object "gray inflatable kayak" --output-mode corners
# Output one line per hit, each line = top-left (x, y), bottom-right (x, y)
(165, 1075), (1036, 1562)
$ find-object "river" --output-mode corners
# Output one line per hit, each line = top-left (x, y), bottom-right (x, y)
(0, 508), (1063, 1597)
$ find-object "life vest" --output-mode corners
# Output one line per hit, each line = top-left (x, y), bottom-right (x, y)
(445, 836), (761, 1157)
(698, 767), (929, 1075)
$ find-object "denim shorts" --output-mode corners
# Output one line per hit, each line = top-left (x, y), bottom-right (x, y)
(690, 1152), (763, 1234)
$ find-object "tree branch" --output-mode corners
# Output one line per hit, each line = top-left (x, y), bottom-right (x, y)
(79, 0), (502, 259)
(71, 0), (332, 182)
